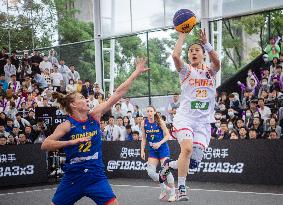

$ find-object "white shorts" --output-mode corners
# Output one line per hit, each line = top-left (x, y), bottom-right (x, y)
(172, 118), (211, 149)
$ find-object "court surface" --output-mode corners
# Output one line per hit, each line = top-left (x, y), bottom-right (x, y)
(1, 178), (283, 205)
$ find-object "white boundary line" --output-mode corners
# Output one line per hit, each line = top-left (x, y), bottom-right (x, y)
(0, 184), (282, 197)
(111, 184), (283, 196)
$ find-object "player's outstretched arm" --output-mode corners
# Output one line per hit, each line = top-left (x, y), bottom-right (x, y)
(172, 32), (187, 72)
(199, 29), (220, 73)
(90, 57), (150, 119)
(41, 121), (90, 151)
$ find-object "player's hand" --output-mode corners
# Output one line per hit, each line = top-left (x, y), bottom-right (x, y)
(135, 57), (151, 75)
(141, 149), (145, 160)
(70, 137), (91, 145)
(199, 29), (208, 45)
(152, 142), (161, 150)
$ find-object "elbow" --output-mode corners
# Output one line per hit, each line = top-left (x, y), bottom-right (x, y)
(41, 140), (49, 151)
(172, 53), (180, 61)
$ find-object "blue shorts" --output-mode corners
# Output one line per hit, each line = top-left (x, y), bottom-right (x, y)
(148, 145), (170, 159)
(52, 172), (116, 205)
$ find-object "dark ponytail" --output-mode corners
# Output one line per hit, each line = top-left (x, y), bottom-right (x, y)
(52, 92), (76, 114)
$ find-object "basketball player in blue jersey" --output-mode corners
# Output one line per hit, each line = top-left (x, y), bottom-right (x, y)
(140, 106), (176, 202)
(41, 57), (150, 205)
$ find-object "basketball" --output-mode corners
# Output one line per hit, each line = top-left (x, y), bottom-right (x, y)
(173, 9), (197, 33)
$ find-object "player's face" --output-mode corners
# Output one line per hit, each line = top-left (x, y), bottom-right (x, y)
(146, 107), (155, 119)
(73, 93), (89, 112)
(188, 44), (204, 66)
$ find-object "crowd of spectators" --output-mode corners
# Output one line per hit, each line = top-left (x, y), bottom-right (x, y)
(1, 36), (283, 146)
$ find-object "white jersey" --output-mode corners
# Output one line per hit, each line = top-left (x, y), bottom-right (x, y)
(174, 63), (217, 124)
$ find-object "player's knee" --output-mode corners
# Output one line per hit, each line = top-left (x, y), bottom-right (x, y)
(147, 163), (158, 181)
(181, 146), (193, 157)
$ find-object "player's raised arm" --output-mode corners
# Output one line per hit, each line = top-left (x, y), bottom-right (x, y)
(199, 29), (220, 73)
(172, 33), (187, 72)
(90, 57), (150, 120)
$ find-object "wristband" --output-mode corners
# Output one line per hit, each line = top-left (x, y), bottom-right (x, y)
(203, 42), (213, 53)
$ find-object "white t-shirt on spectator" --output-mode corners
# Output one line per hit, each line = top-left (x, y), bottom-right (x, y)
(66, 84), (77, 94)
(132, 124), (142, 138)
(68, 70), (80, 82)
(88, 99), (99, 112)
(8, 81), (21, 93)
(121, 102), (134, 116)
(117, 125), (126, 141)
(105, 125), (121, 141)
(39, 61), (53, 73)
(50, 72), (63, 87)
(259, 106), (271, 122)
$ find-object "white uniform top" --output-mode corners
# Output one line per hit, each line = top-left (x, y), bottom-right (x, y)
(174, 63), (217, 124)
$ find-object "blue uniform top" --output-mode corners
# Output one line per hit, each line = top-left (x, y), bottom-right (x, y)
(144, 118), (168, 151)
(61, 115), (106, 179)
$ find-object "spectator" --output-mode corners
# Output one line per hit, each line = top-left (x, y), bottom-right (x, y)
(258, 98), (271, 122)
(132, 115), (143, 137)
(112, 103), (123, 119)
(0, 74), (8, 91)
(121, 97), (134, 115)
(239, 127), (248, 139)
(33, 73), (48, 91)
(50, 67), (63, 92)
(227, 108), (238, 125)
(125, 111), (135, 125)
(248, 129), (257, 140)
(33, 119), (48, 144)
(0, 83), (6, 97)
(123, 116), (131, 127)
(30, 50), (42, 75)
(18, 102), (29, 118)
(133, 105), (141, 118)
(125, 125), (133, 141)
(88, 94), (99, 112)
(39, 55), (53, 73)
(0, 124), (9, 137)
(229, 130), (239, 140)
(18, 133), (32, 145)
(6, 134), (16, 145)
(24, 125), (37, 143)
(4, 58), (16, 83)
(58, 59), (70, 91)
(132, 131), (140, 141)
(0, 47), (9, 75)
(5, 118), (14, 133)
(93, 83), (104, 99)
(268, 130), (278, 140)
(0, 135), (7, 145)
(14, 113), (30, 131)
(25, 110), (36, 125)
(68, 65), (80, 82)
(10, 50), (20, 72)
(217, 121), (230, 140)
(48, 49), (59, 66)
(99, 120), (107, 140)
(264, 37), (280, 62)
(11, 126), (20, 139)
(75, 79), (83, 93)
(105, 116), (121, 141)
(19, 58), (32, 82)
(5, 102), (17, 121)
(228, 93), (241, 113)
(250, 117), (264, 138)
(42, 69), (52, 86)
(266, 117), (281, 139)
(81, 80), (93, 98)
(116, 116), (126, 141)
(66, 79), (77, 94)
(8, 74), (21, 94)
(235, 118), (244, 131)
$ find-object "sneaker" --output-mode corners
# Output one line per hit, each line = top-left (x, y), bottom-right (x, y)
(159, 185), (170, 200)
(159, 158), (172, 183)
(168, 188), (176, 202)
(177, 185), (189, 201)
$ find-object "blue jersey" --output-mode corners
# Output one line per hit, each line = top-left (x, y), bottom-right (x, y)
(61, 115), (106, 178)
(144, 118), (168, 151)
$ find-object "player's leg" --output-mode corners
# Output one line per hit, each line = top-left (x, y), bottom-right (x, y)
(177, 137), (193, 201)
(160, 157), (176, 202)
(85, 178), (118, 205)
(147, 156), (170, 200)
(52, 174), (84, 205)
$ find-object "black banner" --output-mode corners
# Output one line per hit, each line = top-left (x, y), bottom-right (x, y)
(35, 107), (67, 131)
(0, 144), (48, 187)
(102, 140), (283, 185)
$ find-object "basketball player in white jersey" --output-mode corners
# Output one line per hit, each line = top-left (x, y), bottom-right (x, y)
(159, 29), (220, 201)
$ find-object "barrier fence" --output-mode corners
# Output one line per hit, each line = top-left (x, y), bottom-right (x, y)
(1, 140), (283, 187)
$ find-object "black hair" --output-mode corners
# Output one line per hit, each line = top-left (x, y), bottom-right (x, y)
(188, 43), (205, 54)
